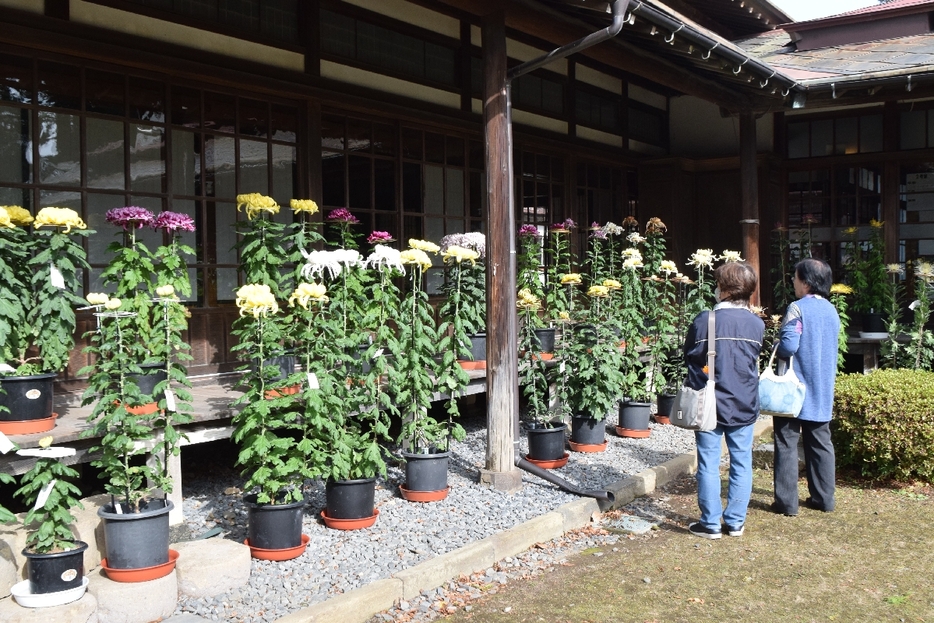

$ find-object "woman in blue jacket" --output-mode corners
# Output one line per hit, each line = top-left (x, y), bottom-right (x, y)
(772, 258), (840, 515)
(684, 261), (764, 539)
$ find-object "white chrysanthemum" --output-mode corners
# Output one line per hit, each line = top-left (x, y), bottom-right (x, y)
(365, 245), (405, 274)
(300, 248), (362, 280)
(687, 249), (716, 269)
(622, 248), (643, 262)
(626, 232), (645, 244)
(602, 222), (623, 236)
(659, 260), (678, 275)
(721, 249), (743, 263)
(622, 257), (643, 270)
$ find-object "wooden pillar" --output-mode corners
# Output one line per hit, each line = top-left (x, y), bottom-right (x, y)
(882, 101), (899, 262)
(480, 11), (522, 492)
(740, 111), (761, 306)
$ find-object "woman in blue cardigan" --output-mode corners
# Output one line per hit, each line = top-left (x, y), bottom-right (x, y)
(773, 258), (840, 515)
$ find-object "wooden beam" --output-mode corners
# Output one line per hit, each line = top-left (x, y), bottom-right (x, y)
(480, 10), (522, 492)
(740, 111), (761, 306)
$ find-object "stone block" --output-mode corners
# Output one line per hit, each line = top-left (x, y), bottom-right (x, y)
(172, 538), (251, 598)
(72, 494), (109, 569)
(0, 590), (98, 622)
(275, 578), (403, 623)
(162, 615), (212, 623)
(0, 538), (18, 598)
(88, 567), (178, 623)
(394, 540), (495, 600)
(555, 498), (601, 532)
(491, 512), (564, 560)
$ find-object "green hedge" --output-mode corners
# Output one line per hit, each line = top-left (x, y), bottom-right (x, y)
(833, 369), (934, 482)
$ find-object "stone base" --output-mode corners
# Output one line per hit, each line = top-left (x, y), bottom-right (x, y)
(0, 590), (98, 623)
(88, 567), (177, 623)
(173, 538), (251, 598)
(479, 468), (524, 492)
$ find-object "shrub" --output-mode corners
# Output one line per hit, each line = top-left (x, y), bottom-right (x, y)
(833, 369), (934, 482)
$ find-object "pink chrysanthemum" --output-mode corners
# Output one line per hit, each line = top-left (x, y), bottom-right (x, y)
(153, 211), (196, 233)
(326, 208), (360, 224)
(367, 231), (395, 244)
(106, 206), (156, 230)
(518, 224), (539, 237)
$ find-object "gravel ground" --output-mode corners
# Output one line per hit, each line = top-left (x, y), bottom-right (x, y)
(171, 410), (696, 622)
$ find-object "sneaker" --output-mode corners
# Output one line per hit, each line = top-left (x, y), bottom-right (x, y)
(723, 523), (744, 537)
(688, 522), (722, 539)
(805, 498), (834, 512)
(769, 502), (798, 517)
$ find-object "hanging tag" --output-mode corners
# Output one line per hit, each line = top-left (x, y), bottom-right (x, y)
(307, 372), (319, 390)
(0, 363), (15, 374)
(35, 480), (56, 510)
(164, 389), (177, 412)
(113, 502), (123, 514)
(559, 361), (566, 374)
(910, 299), (921, 311)
(0, 432), (15, 454)
(373, 348), (384, 358)
(50, 263), (65, 289)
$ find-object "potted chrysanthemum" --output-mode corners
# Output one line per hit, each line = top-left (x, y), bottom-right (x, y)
(439, 232), (487, 366)
(0, 206), (92, 435)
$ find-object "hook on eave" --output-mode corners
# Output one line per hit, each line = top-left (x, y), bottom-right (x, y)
(701, 42), (720, 60)
(907, 75), (914, 92)
(733, 58), (749, 75)
(832, 83), (837, 99)
(664, 24), (683, 44)
(760, 70), (777, 88)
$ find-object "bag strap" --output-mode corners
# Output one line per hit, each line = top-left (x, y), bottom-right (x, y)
(767, 344), (795, 373)
(706, 310), (716, 390)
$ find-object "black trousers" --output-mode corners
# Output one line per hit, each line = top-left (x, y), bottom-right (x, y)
(772, 418), (836, 513)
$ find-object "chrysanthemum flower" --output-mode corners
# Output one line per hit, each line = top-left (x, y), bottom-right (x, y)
(1, 205), (33, 226)
(367, 231), (395, 245)
(602, 222), (623, 236)
(622, 257), (644, 270)
(236, 193), (280, 219)
(687, 249), (715, 269)
(645, 217), (667, 234)
(364, 245), (405, 274)
(558, 311), (571, 321)
(409, 238), (440, 254)
(155, 284), (177, 298)
(400, 249), (432, 272)
(587, 285), (609, 298)
(622, 247), (643, 261)
(290, 199), (319, 215)
(289, 282), (328, 308)
(326, 208), (359, 223)
(0, 206), (12, 229)
(721, 250), (743, 263)
(235, 284), (279, 317)
(518, 224), (539, 237)
(914, 261), (934, 281)
(34, 207), (87, 232)
(626, 232), (645, 245)
(830, 283), (854, 295)
(86, 292), (109, 306)
(870, 219), (884, 228)
(440, 232), (485, 258)
(442, 245), (480, 265)
(106, 206), (156, 230)
(886, 263), (905, 276)
(153, 211), (195, 232)
(104, 298), (122, 310)
(602, 279), (621, 290)
(300, 249), (362, 280)
(516, 288), (541, 310)
(560, 273), (582, 285)
(660, 260), (678, 275)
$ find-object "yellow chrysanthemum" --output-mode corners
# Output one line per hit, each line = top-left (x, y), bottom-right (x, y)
(38, 436), (53, 448)
(886, 263), (904, 275)
(558, 311), (571, 322)
(290, 199), (319, 215)
(844, 226), (858, 235)
(441, 246), (479, 265)
(86, 292), (109, 306)
(235, 284), (279, 317)
(34, 207), (87, 233)
(5, 206), (33, 226)
(289, 282), (328, 308)
(915, 261), (934, 281)
(830, 283), (854, 295)
(236, 193), (280, 219)
(0, 206), (12, 229)
(408, 239), (440, 254)
(587, 285), (609, 298)
(659, 260), (678, 274)
(602, 279), (621, 290)
(516, 288), (541, 310)
(561, 273), (582, 285)
(870, 219), (884, 229)
(104, 298), (122, 310)
(400, 249), (432, 272)
(156, 284), (176, 298)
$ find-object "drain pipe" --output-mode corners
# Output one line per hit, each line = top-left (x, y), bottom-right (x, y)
(503, 1), (629, 506)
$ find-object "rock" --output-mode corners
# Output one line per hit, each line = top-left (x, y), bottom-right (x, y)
(173, 539), (251, 598)
(72, 493), (110, 569)
(88, 567), (178, 623)
(0, 590), (98, 622)
(0, 538), (18, 598)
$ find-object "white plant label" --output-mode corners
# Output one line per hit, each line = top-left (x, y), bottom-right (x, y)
(164, 389), (177, 412)
(559, 361), (566, 374)
(910, 299), (921, 311)
(374, 348), (384, 358)
(35, 480), (56, 510)
(50, 263), (65, 289)
(307, 373), (319, 390)
(113, 502), (123, 514)
(60, 568), (78, 582)
(25, 389), (41, 400)
(0, 363), (15, 374)
(0, 432), (15, 454)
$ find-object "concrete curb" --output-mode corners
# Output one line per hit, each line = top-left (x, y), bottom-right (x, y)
(272, 418), (775, 623)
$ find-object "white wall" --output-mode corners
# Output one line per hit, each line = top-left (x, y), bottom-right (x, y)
(670, 95), (774, 158)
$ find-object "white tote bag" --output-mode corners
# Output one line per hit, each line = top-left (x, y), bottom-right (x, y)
(670, 310), (717, 432)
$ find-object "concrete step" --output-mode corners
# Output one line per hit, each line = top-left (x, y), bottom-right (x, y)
(87, 567), (178, 623)
(173, 538), (251, 598)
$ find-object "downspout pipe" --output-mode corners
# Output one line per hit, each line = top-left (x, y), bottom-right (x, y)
(500, 2), (628, 505)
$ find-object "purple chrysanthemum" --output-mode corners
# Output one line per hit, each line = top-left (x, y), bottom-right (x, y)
(367, 231), (395, 244)
(590, 228), (608, 239)
(518, 224), (539, 237)
(106, 206), (156, 230)
(153, 211), (196, 233)
(326, 208), (360, 224)
(563, 218), (577, 230)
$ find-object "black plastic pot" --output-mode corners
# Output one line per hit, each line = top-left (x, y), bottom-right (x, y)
(656, 393), (677, 417)
(129, 363), (167, 404)
(570, 416), (606, 445)
(403, 450), (450, 492)
(572, 323), (597, 346)
(619, 401), (652, 431)
(860, 312), (887, 334)
(527, 422), (567, 461)
(0, 373), (56, 421)
(325, 478), (376, 520)
(22, 540), (87, 594)
(533, 328), (556, 353)
(98, 499), (173, 570)
(245, 494), (304, 550)
(467, 333), (487, 361)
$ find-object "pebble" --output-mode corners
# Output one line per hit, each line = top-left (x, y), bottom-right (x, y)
(172, 413), (695, 622)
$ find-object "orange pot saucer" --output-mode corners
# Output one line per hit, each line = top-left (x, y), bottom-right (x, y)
(320, 509), (379, 530)
(568, 439), (608, 453)
(0, 413), (57, 435)
(616, 426), (651, 438)
(101, 549), (179, 583)
(524, 452), (569, 469)
(244, 534), (310, 561)
(399, 485), (450, 502)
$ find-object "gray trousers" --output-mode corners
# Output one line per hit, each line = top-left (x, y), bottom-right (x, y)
(773, 418), (836, 513)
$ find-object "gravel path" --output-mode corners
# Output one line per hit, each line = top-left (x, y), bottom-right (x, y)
(172, 412), (696, 622)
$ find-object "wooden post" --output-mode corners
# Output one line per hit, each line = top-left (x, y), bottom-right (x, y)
(740, 111), (761, 306)
(480, 11), (522, 492)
